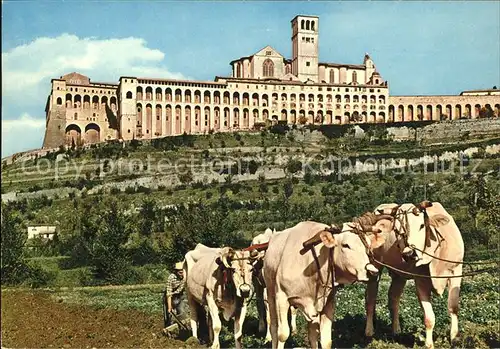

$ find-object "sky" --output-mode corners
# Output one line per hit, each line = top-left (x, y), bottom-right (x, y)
(2, 1), (499, 157)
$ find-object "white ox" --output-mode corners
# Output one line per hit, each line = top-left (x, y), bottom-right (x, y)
(184, 243), (258, 349)
(251, 228), (298, 343)
(366, 201), (464, 349)
(264, 220), (386, 349)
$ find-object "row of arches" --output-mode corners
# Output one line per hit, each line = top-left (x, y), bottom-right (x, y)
(388, 103), (500, 122)
(65, 123), (101, 146)
(58, 94), (117, 112)
(133, 87), (386, 107)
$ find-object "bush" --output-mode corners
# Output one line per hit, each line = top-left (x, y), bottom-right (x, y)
(25, 262), (58, 288)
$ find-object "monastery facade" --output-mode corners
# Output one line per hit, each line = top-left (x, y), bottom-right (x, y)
(42, 15), (500, 149)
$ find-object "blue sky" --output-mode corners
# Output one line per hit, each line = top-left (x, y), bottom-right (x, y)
(2, 1), (499, 157)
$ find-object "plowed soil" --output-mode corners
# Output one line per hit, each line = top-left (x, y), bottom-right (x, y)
(1, 290), (199, 348)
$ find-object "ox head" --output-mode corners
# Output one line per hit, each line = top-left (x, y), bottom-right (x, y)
(216, 247), (258, 299)
(304, 224), (386, 283)
(374, 201), (450, 266)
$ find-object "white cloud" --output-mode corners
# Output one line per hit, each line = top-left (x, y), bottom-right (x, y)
(2, 114), (46, 157)
(1, 34), (186, 157)
(2, 34), (186, 98)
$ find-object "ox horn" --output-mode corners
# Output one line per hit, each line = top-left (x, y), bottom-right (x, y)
(374, 214), (395, 222)
(302, 226), (342, 249)
(220, 247), (235, 268)
(360, 225), (382, 233)
(416, 200), (433, 211)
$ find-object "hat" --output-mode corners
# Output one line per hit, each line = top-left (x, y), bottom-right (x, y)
(174, 262), (184, 270)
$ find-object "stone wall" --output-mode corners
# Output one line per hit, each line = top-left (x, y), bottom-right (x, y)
(387, 118), (500, 142)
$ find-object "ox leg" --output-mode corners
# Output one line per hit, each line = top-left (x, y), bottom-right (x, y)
(276, 292), (291, 349)
(388, 275), (407, 335)
(319, 294), (335, 349)
(187, 294), (199, 339)
(265, 296), (272, 343)
(290, 306), (298, 335)
(448, 267), (462, 344)
(206, 296), (223, 349)
(415, 277), (435, 349)
(365, 276), (380, 337)
(266, 288), (279, 349)
(234, 303), (247, 349)
(307, 321), (320, 349)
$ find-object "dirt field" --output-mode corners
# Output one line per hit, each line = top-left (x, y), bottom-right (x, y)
(1, 289), (199, 348)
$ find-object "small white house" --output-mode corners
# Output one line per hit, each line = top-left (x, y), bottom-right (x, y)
(27, 226), (57, 240)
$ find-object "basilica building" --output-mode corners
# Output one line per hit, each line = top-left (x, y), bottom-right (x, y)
(42, 15), (500, 149)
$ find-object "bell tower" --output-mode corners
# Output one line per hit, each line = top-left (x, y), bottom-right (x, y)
(291, 15), (319, 83)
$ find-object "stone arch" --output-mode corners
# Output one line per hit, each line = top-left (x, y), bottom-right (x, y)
(233, 92), (240, 105)
(426, 105), (432, 120)
(253, 108), (259, 120)
(407, 105), (414, 121)
(344, 94), (350, 103)
(185, 89), (192, 103)
(155, 104), (162, 135)
(263, 109), (269, 120)
(233, 108), (240, 128)
(155, 87), (163, 101)
(252, 93), (259, 106)
(185, 105), (192, 133)
(136, 103), (143, 132)
(214, 106), (220, 130)
(308, 94), (314, 102)
(145, 86), (153, 100)
(436, 105), (443, 120)
(194, 90), (201, 103)
(495, 104), (500, 117)
(194, 106), (201, 132)
(65, 124), (81, 146)
(84, 123), (100, 144)
(214, 91), (221, 104)
(101, 96), (108, 111)
(301, 19), (305, 30)
(175, 89), (182, 103)
(465, 104), (472, 118)
(166, 88), (172, 102)
(474, 104), (481, 118)
(377, 112), (385, 123)
(306, 20), (310, 30)
(110, 96), (117, 112)
(262, 94), (269, 107)
(263, 59), (274, 77)
(326, 111), (333, 124)
(145, 103), (152, 136)
(57, 97), (63, 105)
(389, 105), (395, 121)
(316, 110), (324, 124)
(242, 108), (249, 129)
(379, 95), (386, 104)
(455, 104), (462, 120)
(223, 91), (230, 104)
(445, 104), (452, 120)
(136, 86), (143, 100)
(242, 92), (250, 106)
(92, 95), (99, 109)
(203, 106), (211, 131)
(311, 20), (316, 31)
(83, 95), (90, 109)
(281, 109), (287, 121)
(65, 93), (72, 108)
(204, 91), (211, 104)
(416, 105), (423, 120)
(398, 105), (405, 121)
(353, 95), (359, 103)
(343, 112), (350, 125)
(308, 110), (314, 124)
(126, 91), (133, 99)
(175, 105), (182, 134)
(223, 107), (230, 128)
(290, 110), (297, 124)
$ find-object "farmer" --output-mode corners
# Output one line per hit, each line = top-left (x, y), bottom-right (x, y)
(164, 261), (186, 328)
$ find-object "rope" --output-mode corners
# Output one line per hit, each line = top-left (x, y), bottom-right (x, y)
(409, 244), (500, 265)
(372, 256), (497, 279)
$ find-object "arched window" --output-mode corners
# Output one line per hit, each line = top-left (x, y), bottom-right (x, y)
(352, 71), (358, 84)
(126, 91), (132, 99)
(301, 20), (305, 30)
(263, 59), (274, 77)
(306, 20), (310, 30)
(311, 21), (315, 31)
(285, 65), (291, 74)
(56, 97), (62, 105)
(329, 70), (335, 84)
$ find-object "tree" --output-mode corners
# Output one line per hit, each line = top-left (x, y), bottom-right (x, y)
(1, 203), (29, 284)
(137, 198), (158, 235)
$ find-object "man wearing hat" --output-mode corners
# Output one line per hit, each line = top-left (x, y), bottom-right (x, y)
(164, 261), (186, 328)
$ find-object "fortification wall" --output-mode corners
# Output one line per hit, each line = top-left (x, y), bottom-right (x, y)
(387, 118), (500, 142)
(42, 109), (67, 149)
